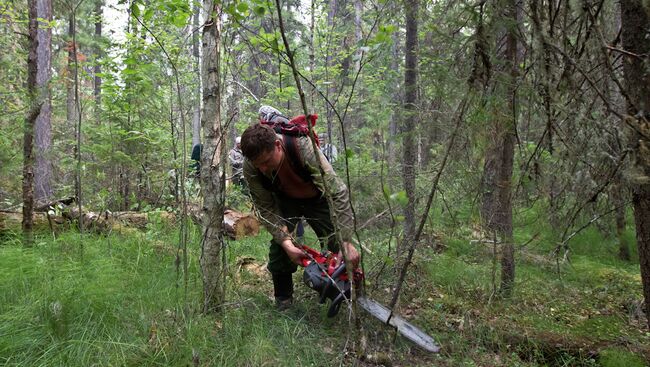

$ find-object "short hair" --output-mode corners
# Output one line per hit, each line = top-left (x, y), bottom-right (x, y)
(241, 124), (277, 161)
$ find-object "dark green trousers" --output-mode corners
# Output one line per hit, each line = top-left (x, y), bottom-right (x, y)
(267, 194), (339, 275)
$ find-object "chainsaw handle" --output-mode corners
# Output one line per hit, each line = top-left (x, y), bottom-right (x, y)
(330, 263), (346, 280)
(319, 263), (346, 304)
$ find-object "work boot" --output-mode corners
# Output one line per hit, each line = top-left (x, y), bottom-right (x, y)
(275, 296), (294, 311)
(272, 272), (294, 310)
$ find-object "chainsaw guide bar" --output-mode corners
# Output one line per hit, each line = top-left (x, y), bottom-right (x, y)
(299, 244), (440, 353)
(357, 297), (440, 353)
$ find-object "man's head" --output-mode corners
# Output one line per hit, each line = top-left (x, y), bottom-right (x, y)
(241, 124), (284, 173)
(235, 136), (241, 149)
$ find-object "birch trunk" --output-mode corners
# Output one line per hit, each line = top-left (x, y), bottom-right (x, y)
(200, 0), (226, 313)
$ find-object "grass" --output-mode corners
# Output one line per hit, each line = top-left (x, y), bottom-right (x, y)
(0, 206), (648, 366)
(0, 228), (357, 367)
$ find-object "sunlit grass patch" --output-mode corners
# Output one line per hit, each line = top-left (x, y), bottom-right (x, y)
(599, 347), (647, 367)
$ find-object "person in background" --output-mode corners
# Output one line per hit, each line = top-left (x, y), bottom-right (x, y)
(190, 143), (202, 178)
(319, 133), (338, 163)
(228, 137), (245, 187)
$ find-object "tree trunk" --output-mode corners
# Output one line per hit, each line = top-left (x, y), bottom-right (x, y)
(66, 16), (77, 131)
(400, 0), (418, 257)
(387, 26), (400, 166)
(324, 0), (337, 145)
(498, 0), (519, 296)
(33, 0), (52, 205)
(480, 0), (519, 296)
(309, 0), (316, 106)
(620, 0), (650, 330)
(354, 0), (362, 72)
(611, 183), (630, 261)
(200, 0), (226, 314)
(192, 4), (201, 147)
(94, 0), (102, 122)
(23, 0), (40, 244)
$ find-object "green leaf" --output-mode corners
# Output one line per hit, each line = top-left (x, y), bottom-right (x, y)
(390, 191), (408, 207)
(131, 2), (140, 18)
(270, 37), (280, 52)
(143, 8), (154, 22)
(374, 31), (388, 43)
(173, 12), (188, 27)
(382, 185), (391, 201)
(237, 2), (249, 13)
(253, 5), (266, 15)
(383, 25), (397, 34)
(345, 149), (354, 158)
(225, 4), (237, 16)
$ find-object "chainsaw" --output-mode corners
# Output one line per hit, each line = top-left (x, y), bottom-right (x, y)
(299, 245), (440, 353)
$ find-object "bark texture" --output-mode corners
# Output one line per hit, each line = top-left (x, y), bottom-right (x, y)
(620, 0), (650, 330)
(23, 0), (52, 242)
(94, 0), (102, 120)
(400, 0), (418, 256)
(480, 0), (519, 295)
(200, 1), (226, 314)
(192, 3), (201, 147)
(33, 0), (52, 204)
(66, 16), (77, 131)
(23, 0), (39, 243)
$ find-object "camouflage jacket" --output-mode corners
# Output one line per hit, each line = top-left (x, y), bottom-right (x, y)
(243, 135), (354, 244)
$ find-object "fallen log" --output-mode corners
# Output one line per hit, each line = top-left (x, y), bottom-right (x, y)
(2, 207), (259, 239)
(65, 208), (177, 231)
(0, 211), (67, 232)
(34, 196), (76, 212)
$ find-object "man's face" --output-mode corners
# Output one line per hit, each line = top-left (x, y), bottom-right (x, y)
(251, 140), (283, 174)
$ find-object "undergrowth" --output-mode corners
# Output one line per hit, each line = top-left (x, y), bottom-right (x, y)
(0, 206), (648, 366)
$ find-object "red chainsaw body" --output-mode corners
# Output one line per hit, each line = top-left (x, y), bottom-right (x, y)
(299, 245), (362, 282)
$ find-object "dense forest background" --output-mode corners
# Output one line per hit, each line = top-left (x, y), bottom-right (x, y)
(1, 0), (650, 365)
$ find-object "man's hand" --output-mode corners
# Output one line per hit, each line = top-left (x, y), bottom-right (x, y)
(338, 241), (360, 269)
(281, 239), (306, 265)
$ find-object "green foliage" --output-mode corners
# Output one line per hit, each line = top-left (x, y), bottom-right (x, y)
(1, 203), (648, 367)
(599, 348), (647, 367)
(2, 0), (649, 364)
(0, 229), (357, 367)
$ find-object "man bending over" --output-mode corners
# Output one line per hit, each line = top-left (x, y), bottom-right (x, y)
(240, 123), (360, 309)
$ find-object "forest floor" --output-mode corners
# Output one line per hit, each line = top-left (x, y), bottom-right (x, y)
(0, 211), (648, 366)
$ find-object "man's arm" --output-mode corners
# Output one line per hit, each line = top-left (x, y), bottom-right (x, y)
(298, 138), (359, 266)
(244, 160), (307, 265)
(243, 161), (289, 242)
(299, 141), (355, 242)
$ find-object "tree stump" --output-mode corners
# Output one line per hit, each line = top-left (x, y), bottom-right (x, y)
(223, 210), (259, 239)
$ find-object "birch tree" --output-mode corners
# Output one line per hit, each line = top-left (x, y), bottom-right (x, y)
(200, 0), (226, 313)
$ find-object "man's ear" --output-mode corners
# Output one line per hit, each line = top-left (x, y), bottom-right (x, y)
(274, 139), (282, 150)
